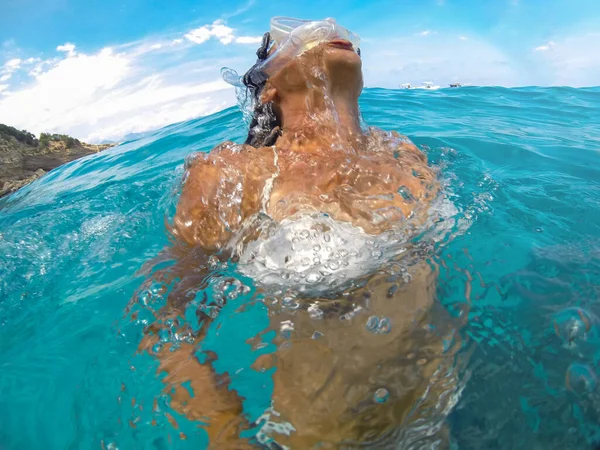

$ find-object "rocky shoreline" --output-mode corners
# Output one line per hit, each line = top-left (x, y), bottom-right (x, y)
(0, 124), (115, 198)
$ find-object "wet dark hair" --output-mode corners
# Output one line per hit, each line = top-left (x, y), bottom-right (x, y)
(242, 32), (282, 148)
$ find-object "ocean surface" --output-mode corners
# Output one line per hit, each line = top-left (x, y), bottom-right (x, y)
(1, 86), (600, 449)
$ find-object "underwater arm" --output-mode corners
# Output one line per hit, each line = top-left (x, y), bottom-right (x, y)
(138, 336), (255, 448)
(134, 145), (273, 447)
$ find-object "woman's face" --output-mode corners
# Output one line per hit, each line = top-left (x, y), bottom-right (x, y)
(265, 40), (363, 103)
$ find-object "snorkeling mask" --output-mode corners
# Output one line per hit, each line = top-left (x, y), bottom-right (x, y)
(222, 17), (361, 88)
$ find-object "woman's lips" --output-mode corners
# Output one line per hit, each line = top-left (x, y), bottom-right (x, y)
(327, 39), (354, 50)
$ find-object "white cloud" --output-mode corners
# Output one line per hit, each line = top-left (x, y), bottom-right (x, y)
(184, 20), (261, 46)
(459, 36), (468, 41)
(185, 20), (235, 45)
(4, 58), (21, 69)
(0, 18), (264, 142)
(533, 32), (600, 86)
(534, 41), (556, 52)
(362, 33), (525, 87)
(0, 38), (240, 142)
(56, 43), (76, 57)
(0, 84), (8, 93)
(235, 36), (263, 44)
(419, 30), (433, 37)
(0, 58), (26, 80)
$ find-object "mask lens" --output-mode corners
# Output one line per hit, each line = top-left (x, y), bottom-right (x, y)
(270, 17), (309, 45)
(270, 17), (360, 50)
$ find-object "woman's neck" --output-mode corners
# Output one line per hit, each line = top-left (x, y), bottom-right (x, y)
(275, 89), (364, 152)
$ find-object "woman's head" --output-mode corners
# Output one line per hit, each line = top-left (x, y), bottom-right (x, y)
(241, 18), (363, 147)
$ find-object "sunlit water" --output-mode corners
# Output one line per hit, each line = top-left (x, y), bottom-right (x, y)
(2, 87), (600, 449)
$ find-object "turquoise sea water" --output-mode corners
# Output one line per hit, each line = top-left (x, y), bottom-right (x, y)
(1, 86), (600, 449)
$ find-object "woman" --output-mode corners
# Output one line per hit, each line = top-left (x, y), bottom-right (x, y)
(138, 17), (464, 449)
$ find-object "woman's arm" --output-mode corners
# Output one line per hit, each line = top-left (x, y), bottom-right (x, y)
(132, 143), (275, 447)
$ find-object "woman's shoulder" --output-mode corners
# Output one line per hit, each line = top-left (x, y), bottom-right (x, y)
(184, 141), (274, 171)
(364, 127), (427, 163)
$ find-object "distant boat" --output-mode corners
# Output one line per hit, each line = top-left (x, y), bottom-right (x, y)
(400, 81), (441, 90)
(449, 82), (462, 88)
(414, 82), (441, 90)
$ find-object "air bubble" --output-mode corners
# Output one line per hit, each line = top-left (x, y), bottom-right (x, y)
(566, 363), (597, 395)
(313, 245), (321, 252)
(552, 307), (593, 345)
(299, 230), (310, 239)
(374, 388), (390, 403)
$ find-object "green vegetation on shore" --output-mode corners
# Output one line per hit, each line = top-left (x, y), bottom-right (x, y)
(0, 123), (114, 198)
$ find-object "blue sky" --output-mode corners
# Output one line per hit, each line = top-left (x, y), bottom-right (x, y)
(0, 0), (599, 142)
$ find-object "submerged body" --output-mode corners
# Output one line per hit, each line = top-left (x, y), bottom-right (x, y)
(139, 20), (464, 449)
(151, 130), (461, 448)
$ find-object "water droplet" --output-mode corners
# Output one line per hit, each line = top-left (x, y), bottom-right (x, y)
(158, 329), (171, 343)
(306, 272), (321, 284)
(366, 316), (379, 332)
(371, 250), (383, 259)
(311, 331), (324, 340)
(301, 257), (311, 266)
(552, 307), (593, 345)
(374, 388), (390, 403)
(397, 186), (415, 202)
(327, 260), (340, 270)
(152, 343), (163, 353)
(313, 244), (321, 252)
(280, 320), (294, 338)
(308, 303), (323, 320)
(282, 296), (299, 310)
(299, 230), (310, 239)
(378, 318), (392, 334)
(324, 234), (331, 243)
(566, 363), (597, 395)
